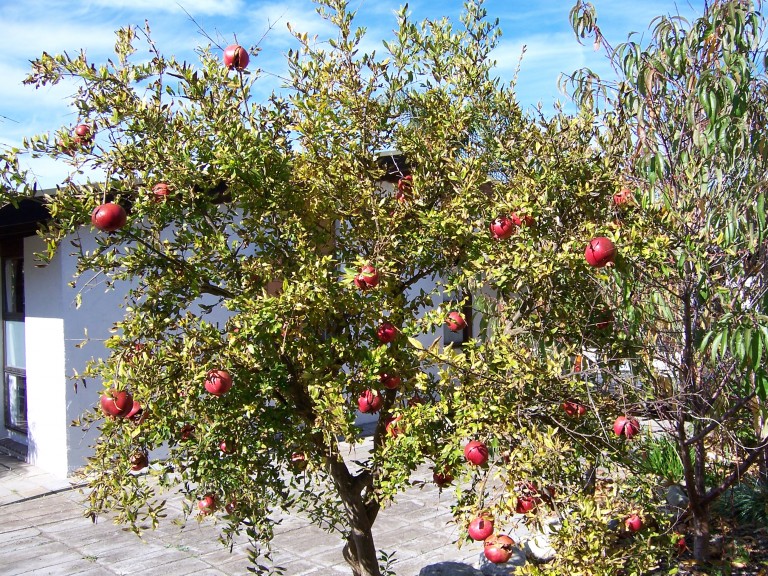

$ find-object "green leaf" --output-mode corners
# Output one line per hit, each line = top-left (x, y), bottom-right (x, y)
(757, 369), (768, 402)
(407, 337), (425, 351)
(750, 327), (763, 371)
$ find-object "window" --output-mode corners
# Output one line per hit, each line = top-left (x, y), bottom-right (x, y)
(2, 239), (26, 434)
(444, 292), (473, 346)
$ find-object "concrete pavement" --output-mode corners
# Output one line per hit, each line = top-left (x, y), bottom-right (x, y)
(0, 442), (514, 576)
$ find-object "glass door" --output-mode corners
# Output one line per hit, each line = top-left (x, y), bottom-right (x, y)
(3, 250), (26, 434)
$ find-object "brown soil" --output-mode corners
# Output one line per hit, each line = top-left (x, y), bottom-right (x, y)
(653, 523), (768, 575)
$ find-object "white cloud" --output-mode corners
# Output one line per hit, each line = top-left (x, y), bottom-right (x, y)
(86, 0), (244, 16)
(0, 62), (75, 117)
(0, 19), (118, 60)
(246, 1), (337, 47)
(492, 31), (613, 111)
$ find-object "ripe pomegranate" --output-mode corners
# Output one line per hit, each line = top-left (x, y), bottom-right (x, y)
(489, 215), (516, 240)
(464, 440), (489, 466)
(376, 322), (397, 344)
(584, 236), (617, 268)
(379, 373), (401, 390)
(91, 203), (127, 232)
(223, 44), (249, 70)
(468, 516), (494, 541)
(290, 452), (308, 471)
(355, 264), (379, 289)
(432, 469), (454, 487)
(74, 123), (93, 144)
(129, 450), (148, 471)
(613, 415), (641, 439)
(397, 175), (413, 194)
(562, 400), (587, 418)
(515, 482), (541, 514)
(225, 500), (237, 514)
(205, 369), (233, 396)
(445, 311), (467, 333)
(613, 187), (632, 206)
(125, 400), (146, 424)
(357, 389), (382, 414)
(385, 415), (403, 437)
(198, 493), (216, 515)
(179, 423), (194, 441)
(100, 389), (133, 418)
(219, 440), (233, 454)
(515, 496), (539, 514)
(625, 514), (643, 532)
(510, 212), (534, 227)
(483, 534), (515, 564)
(152, 182), (170, 202)
(396, 175), (413, 202)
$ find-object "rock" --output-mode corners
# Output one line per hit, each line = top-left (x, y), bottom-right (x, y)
(523, 515), (560, 563)
(525, 532), (556, 563)
(666, 484), (689, 509)
(419, 562), (483, 576)
(475, 546), (526, 575)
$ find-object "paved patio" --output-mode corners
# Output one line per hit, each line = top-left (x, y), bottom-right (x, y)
(0, 441), (526, 575)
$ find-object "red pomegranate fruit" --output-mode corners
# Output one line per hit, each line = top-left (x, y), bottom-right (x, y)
(129, 451), (148, 471)
(468, 516), (494, 541)
(490, 215), (516, 240)
(613, 415), (641, 439)
(562, 400), (587, 418)
(91, 203), (127, 232)
(484, 534), (515, 564)
(445, 311), (467, 333)
(379, 373), (401, 390)
(464, 440), (489, 466)
(585, 236), (617, 268)
(205, 369), (233, 396)
(198, 493), (216, 515)
(357, 390), (382, 414)
(376, 322), (397, 344)
(223, 44), (249, 70)
(433, 469), (454, 487)
(100, 389), (133, 418)
(625, 513), (643, 532)
(152, 182), (170, 202)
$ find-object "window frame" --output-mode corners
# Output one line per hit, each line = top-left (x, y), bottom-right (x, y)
(1, 238), (26, 435)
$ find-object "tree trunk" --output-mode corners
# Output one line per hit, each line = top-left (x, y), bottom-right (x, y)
(328, 457), (381, 576)
(678, 428), (711, 562)
(690, 436), (710, 562)
(679, 285), (711, 562)
(691, 501), (711, 562)
(280, 354), (382, 576)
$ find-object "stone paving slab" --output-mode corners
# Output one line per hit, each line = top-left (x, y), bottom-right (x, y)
(0, 442), (530, 575)
(0, 455), (75, 506)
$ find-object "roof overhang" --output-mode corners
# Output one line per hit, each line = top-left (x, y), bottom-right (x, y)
(0, 197), (51, 239)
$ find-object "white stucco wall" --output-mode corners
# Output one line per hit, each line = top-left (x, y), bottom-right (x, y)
(61, 232), (129, 475)
(24, 235), (68, 476)
(22, 231), (128, 476)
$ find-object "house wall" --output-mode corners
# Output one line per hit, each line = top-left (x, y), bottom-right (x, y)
(24, 235), (68, 476)
(61, 233), (129, 475)
(23, 232), (128, 477)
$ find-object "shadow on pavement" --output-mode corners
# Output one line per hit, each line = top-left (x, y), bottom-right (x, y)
(418, 561), (482, 576)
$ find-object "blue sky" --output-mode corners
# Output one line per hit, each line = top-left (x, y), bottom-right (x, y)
(0, 0), (703, 185)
